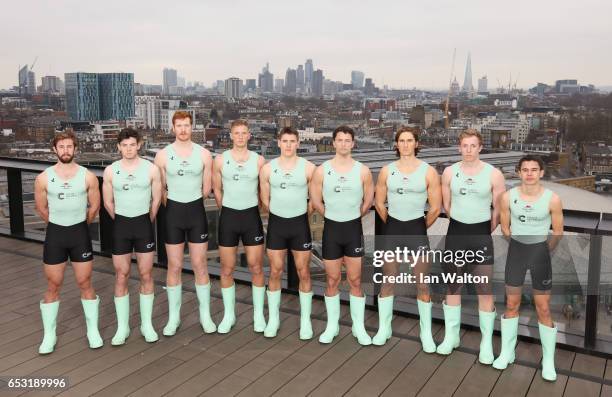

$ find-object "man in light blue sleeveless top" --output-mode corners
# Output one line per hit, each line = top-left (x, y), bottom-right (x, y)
(259, 127), (316, 339)
(494, 155), (563, 382)
(373, 126), (441, 351)
(34, 131), (103, 354)
(310, 125), (375, 345)
(438, 129), (506, 363)
(154, 111), (216, 337)
(102, 128), (162, 345)
(213, 119), (266, 334)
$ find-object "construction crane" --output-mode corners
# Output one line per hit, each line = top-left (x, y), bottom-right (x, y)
(30, 56), (38, 71)
(444, 48), (456, 129)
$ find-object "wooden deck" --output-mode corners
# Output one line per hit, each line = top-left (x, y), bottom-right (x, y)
(0, 236), (610, 397)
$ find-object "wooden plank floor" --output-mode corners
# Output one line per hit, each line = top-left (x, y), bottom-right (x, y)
(0, 236), (609, 396)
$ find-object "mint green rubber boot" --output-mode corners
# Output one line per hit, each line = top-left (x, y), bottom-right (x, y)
(319, 294), (340, 344)
(163, 284), (182, 336)
(539, 322), (557, 381)
(492, 315), (519, 370)
(252, 286), (267, 333)
(139, 293), (159, 342)
(81, 296), (103, 349)
(299, 290), (313, 340)
(195, 283), (217, 333)
(217, 284), (236, 334)
(417, 299), (437, 353)
(350, 294), (372, 346)
(111, 294), (130, 346)
(436, 302), (461, 355)
(478, 309), (496, 364)
(264, 289), (281, 337)
(372, 295), (393, 346)
(39, 300), (59, 354)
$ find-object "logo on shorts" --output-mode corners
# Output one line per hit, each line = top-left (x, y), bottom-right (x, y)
(303, 242), (312, 249)
(146, 242), (155, 249)
(82, 251), (92, 259)
(541, 279), (552, 286)
(254, 236), (264, 242)
(354, 247), (363, 253)
(200, 234), (208, 240)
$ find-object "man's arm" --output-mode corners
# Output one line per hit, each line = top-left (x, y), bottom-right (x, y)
(374, 165), (388, 223)
(548, 193), (564, 251)
(154, 149), (167, 206)
(259, 163), (271, 213)
(150, 164), (162, 221)
(34, 172), (49, 223)
(425, 166), (441, 228)
(309, 165), (325, 216)
(85, 170), (101, 224)
(305, 160), (316, 215)
(499, 191), (511, 238)
(212, 154), (224, 209)
(441, 166), (452, 215)
(102, 166), (115, 219)
(490, 168), (506, 232)
(361, 165), (374, 216)
(202, 149), (213, 199)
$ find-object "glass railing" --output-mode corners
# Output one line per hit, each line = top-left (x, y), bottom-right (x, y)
(1, 156), (610, 356)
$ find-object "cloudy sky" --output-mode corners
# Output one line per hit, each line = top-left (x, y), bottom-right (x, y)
(2, 0), (610, 90)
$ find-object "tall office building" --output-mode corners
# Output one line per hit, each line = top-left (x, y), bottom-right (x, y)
(245, 79), (257, 92)
(462, 52), (473, 92)
(312, 69), (324, 96)
(296, 65), (305, 92)
(163, 68), (178, 95)
(18, 65), (36, 95)
(41, 76), (63, 93)
(285, 68), (297, 95)
(98, 73), (135, 120)
(65, 72), (134, 121)
(65, 73), (100, 121)
(274, 79), (284, 93)
(304, 59), (313, 92)
(258, 62), (274, 92)
(351, 71), (365, 89)
(225, 77), (242, 99)
(477, 76), (488, 93)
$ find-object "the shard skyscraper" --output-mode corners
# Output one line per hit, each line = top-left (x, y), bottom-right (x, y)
(462, 52), (474, 92)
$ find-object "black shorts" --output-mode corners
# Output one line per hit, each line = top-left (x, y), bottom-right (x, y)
(266, 213), (312, 251)
(379, 216), (430, 252)
(443, 218), (494, 294)
(218, 206), (264, 247)
(43, 222), (93, 265)
(165, 198), (209, 244)
(505, 239), (552, 291)
(113, 214), (156, 255)
(322, 217), (364, 260)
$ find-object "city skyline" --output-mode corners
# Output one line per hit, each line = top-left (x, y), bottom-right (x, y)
(1, 0), (611, 90)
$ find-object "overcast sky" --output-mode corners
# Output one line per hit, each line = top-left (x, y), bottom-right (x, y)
(2, 0), (611, 90)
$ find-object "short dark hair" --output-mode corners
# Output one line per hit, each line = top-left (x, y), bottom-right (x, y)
(394, 126), (420, 157)
(117, 128), (141, 144)
(278, 127), (299, 140)
(333, 125), (354, 140)
(52, 131), (78, 148)
(517, 155), (545, 172)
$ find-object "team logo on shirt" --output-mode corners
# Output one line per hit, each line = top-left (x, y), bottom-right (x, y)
(523, 204), (533, 212)
(280, 182), (287, 189)
(122, 184), (130, 190)
(50, 178), (55, 182)
(459, 188), (467, 195)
